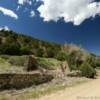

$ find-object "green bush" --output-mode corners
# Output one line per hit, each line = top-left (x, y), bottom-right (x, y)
(80, 62), (96, 78)
(56, 52), (68, 61)
(0, 30), (61, 56)
(36, 48), (45, 57)
(95, 58), (100, 68)
(20, 46), (31, 55)
(46, 48), (55, 58)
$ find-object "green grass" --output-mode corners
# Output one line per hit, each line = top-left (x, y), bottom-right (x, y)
(0, 57), (11, 70)
(0, 55), (61, 71)
(0, 85), (67, 100)
(25, 85), (67, 99)
(8, 56), (26, 66)
(0, 56), (25, 71)
(0, 98), (9, 100)
(0, 55), (61, 69)
(0, 58), (6, 63)
(37, 57), (61, 70)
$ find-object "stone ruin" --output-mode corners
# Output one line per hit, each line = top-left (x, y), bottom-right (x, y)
(26, 55), (38, 71)
(0, 55), (54, 90)
(0, 73), (53, 90)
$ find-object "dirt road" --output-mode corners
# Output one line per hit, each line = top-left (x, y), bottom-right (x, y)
(37, 78), (100, 100)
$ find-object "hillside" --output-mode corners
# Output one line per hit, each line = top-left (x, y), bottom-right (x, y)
(0, 29), (91, 59)
(0, 29), (100, 72)
(0, 30), (61, 56)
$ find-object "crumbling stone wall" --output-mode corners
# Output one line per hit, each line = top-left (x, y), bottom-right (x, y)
(25, 55), (38, 71)
(0, 72), (53, 90)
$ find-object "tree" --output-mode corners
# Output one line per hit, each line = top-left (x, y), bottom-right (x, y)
(1, 42), (21, 55)
(20, 46), (31, 55)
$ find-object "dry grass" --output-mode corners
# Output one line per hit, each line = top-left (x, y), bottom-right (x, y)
(0, 77), (89, 100)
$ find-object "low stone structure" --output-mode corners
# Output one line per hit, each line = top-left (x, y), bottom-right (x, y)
(0, 72), (53, 90)
(26, 55), (38, 71)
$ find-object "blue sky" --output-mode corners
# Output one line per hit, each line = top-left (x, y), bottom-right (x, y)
(0, 0), (100, 55)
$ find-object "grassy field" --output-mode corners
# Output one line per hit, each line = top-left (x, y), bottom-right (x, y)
(37, 57), (61, 70)
(0, 57), (11, 71)
(0, 56), (26, 72)
(0, 56), (61, 72)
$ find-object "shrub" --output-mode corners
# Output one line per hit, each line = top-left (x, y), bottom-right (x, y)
(56, 52), (68, 61)
(46, 48), (55, 58)
(36, 48), (45, 57)
(80, 62), (96, 78)
(68, 50), (84, 70)
(94, 58), (100, 68)
(20, 46), (31, 55)
(69, 64), (77, 71)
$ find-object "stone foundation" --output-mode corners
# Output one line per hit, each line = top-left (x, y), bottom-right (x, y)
(0, 72), (53, 90)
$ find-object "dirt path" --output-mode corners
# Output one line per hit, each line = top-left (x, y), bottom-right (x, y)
(36, 78), (100, 100)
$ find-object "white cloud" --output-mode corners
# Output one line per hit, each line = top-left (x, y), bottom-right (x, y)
(18, 0), (32, 5)
(0, 7), (18, 19)
(37, 0), (100, 25)
(16, 5), (20, 11)
(0, 26), (10, 31)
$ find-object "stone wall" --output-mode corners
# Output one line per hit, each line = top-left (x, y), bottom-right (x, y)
(0, 72), (53, 90)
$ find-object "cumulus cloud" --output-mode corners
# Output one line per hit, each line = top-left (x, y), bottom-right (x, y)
(0, 26), (10, 31)
(18, 0), (32, 5)
(37, 0), (100, 25)
(0, 7), (18, 19)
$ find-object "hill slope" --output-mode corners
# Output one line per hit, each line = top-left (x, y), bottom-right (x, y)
(0, 30), (61, 56)
(0, 29), (88, 58)
(0, 29), (100, 77)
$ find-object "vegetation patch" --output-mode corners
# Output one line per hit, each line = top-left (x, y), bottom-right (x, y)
(8, 56), (27, 66)
(37, 57), (61, 70)
(80, 62), (96, 78)
(0, 58), (6, 64)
